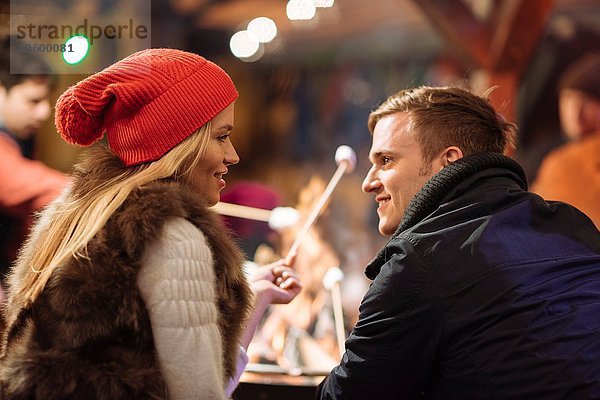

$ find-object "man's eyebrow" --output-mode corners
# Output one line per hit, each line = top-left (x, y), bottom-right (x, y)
(372, 150), (391, 159)
(368, 151), (383, 163)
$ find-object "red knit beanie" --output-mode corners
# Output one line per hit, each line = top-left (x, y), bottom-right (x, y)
(55, 48), (238, 166)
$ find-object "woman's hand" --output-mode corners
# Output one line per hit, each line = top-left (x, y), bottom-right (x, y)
(250, 259), (302, 306)
(240, 257), (302, 350)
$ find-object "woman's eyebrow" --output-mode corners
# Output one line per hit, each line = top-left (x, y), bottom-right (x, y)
(217, 124), (234, 131)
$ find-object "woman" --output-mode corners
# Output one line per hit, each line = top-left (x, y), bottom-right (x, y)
(0, 48), (299, 399)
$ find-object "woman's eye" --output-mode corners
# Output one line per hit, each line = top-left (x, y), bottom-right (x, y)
(218, 134), (229, 142)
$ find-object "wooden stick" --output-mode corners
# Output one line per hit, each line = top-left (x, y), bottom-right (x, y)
(285, 160), (350, 263)
(212, 202), (271, 222)
(331, 281), (346, 358)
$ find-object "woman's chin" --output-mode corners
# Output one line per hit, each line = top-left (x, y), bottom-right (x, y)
(207, 194), (220, 207)
(195, 192), (219, 208)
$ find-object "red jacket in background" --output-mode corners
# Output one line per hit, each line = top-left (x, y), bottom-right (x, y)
(0, 133), (67, 277)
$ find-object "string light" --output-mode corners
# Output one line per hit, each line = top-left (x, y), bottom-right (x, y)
(232, 0), (335, 61)
(247, 17), (277, 43)
(229, 30), (259, 58)
(286, 0), (316, 21)
(315, 0), (335, 7)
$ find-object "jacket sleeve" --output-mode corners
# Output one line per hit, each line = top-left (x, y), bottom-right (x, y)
(316, 240), (443, 400)
(137, 217), (226, 400)
(0, 136), (67, 214)
(225, 345), (249, 398)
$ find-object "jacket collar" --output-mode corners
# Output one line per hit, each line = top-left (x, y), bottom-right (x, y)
(365, 152), (527, 280)
(0, 126), (17, 146)
(0, 125), (35, 158)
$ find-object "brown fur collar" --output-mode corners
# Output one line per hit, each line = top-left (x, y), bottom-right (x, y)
(0, 154), (252, 399)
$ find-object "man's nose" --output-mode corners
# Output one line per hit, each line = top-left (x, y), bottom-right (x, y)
(362, 167), (381, 194)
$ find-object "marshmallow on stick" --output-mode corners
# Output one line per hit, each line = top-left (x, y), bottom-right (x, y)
(323, 266), (346, 358)
(212, 202), (300, 230)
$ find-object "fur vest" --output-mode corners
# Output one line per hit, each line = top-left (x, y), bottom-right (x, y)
(0, 168), (252, 399)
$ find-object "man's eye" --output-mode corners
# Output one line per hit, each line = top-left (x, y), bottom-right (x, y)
(382, 157), (391, 164)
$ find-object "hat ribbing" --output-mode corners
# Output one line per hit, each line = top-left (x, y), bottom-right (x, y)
(55, 48), (238, 166)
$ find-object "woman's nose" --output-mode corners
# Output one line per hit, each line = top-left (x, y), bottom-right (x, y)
(225, 141), (240, 166)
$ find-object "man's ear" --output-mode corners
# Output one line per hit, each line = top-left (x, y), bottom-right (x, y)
(433, 146), (463, 171)
(443, 146), (463, 165)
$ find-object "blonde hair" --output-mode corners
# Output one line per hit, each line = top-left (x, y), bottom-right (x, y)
(14, 123), (212, 306)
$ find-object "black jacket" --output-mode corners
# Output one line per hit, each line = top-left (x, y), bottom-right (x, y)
(317, 153), (600, 399)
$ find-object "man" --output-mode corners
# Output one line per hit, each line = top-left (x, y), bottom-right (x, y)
(316, 86), (600, 399)
(0, 39), (67, 289)
(531, 53), (600, 227)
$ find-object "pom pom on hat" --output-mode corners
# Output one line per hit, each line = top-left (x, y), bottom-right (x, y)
(54, 48), (238, 166)
(55, 86), (105, 146)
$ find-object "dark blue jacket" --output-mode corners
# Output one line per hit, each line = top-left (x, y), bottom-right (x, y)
(317, 153), (600, 399)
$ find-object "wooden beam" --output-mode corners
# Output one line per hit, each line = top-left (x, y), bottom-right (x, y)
(489, 0), (554, 75)
(486, 71), (519, 124)
(411, 0), (491, 68)
(412, 0), (556, 125)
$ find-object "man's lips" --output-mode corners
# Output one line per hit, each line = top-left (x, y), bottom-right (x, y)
(376, 196), (390, 213)
(376, 195), (390, 206)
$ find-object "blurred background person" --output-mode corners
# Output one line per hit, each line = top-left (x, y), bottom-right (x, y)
(531, 52), (600, 227)
(0, 38), (67, 299)
(555, 52), (600, 142)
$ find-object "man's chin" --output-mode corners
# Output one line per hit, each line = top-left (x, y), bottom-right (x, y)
(378, 215), (403, 236)
(378, 223), (394, 236)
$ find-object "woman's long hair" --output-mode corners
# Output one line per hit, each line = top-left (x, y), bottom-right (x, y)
(12, 123), (212, 307)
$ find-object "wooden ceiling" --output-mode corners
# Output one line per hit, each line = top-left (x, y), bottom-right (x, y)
(196, 0), (428, 47)
(175, 0), (599, 65)
(165, 0), (599, 119)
